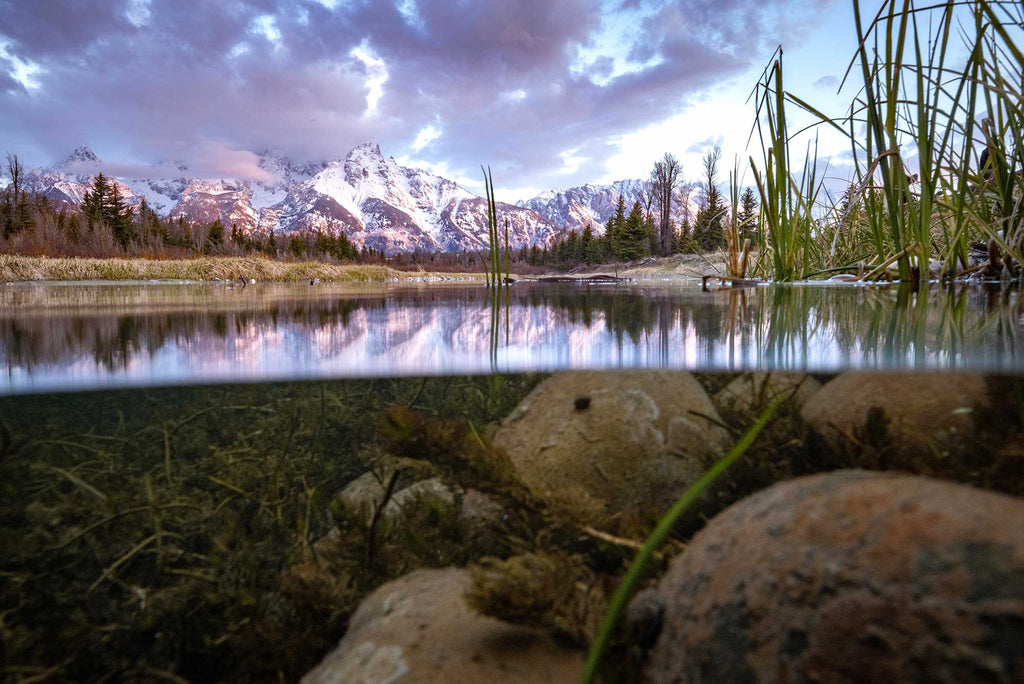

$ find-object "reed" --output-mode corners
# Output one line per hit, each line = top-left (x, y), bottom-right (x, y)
(727, 160), (753, 278)
(750, 50), (825, 280)
(752, 0), (1024, 281)
(480, 166), (513, 287)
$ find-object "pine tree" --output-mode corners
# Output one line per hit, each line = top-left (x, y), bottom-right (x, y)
(288, 235), (305, 258)
(82, 173), (133, 249)
(82, 173), (108, 225)
(105, 184), (133, 249)
(581, 223), (597, 264)
(206, 219), (225, 253)
(614, 201), (650, 261)
(738, 187), (759, 241)
(604, 195), (627, 260)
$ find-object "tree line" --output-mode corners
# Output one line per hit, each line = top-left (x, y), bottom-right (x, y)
(1, 154), (385, 263)
(531, 148), (760, 268)
(2, 149), (760, 269)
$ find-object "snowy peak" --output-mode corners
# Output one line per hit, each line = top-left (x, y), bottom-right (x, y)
(288, 149), (548, 254)
(518, 179), (648, 235)
(23, 143), (560, 253)
(343, 143), (388, 186)
(62, 146), (101, 166)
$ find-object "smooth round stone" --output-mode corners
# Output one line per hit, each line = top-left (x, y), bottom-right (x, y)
(638, 470), (1024, 683)
(302, 568), (582, 683)
(493, 371), (730, 516)
(800, 372), (989, 452)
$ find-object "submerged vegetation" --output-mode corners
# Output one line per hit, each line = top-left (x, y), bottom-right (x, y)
(0, 376), (543, 681)
(2, 373), (1022, 681)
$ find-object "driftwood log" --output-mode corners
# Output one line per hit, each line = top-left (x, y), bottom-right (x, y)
(537, 274), (629, 283)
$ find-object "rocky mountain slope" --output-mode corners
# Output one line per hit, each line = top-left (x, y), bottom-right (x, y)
(21, 145), (559, 253)
(516, 179), (648, 235)
(24, 147), (145, 214)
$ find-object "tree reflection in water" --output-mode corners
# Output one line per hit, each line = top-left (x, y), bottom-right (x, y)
(0, 281), (1021, 393)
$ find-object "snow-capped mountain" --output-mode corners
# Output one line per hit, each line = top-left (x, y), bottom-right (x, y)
(261, 144), (557, 252)
(127, 152), (325, 220)
(22, 144), (559, 253)
(517, 180), (649, 235)
(167, 180), (260, 233)
(24, 147), (145, 213)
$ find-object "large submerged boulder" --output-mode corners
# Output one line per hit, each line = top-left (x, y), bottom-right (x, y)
(638, 470), (1024, 683)
(800, 372), (989, 453)
(301, 568), (583, 683)
(492, 371), (730, 517)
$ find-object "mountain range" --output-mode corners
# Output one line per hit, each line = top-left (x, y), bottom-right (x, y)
(20, 144), (653, 253)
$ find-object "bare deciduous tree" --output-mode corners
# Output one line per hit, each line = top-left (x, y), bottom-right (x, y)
(650, 153), (682, 256)
(5, 152), (24, 200)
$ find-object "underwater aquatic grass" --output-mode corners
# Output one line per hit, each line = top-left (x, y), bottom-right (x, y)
(0, 376), (545, 682)
(580, 396), (784, 684)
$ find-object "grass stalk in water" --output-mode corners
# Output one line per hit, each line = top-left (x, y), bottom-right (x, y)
(750, 50), (823, 281)
(750, 0), (1023, 280)
(580, 396), (784, 684)
(482, 166), (500, 288)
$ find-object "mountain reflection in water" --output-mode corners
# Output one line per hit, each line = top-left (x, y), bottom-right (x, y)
(1, 280), (1022, 394)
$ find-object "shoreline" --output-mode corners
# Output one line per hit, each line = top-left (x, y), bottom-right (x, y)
(0, 252), (730, 283)
(0, 254), (432, 283)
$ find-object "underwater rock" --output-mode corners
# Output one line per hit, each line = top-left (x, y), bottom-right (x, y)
(457, 489), (510, 555)
(493, 371), (729, 517)
(712, 372), (821, 414)
(338, 472), (455, 521)
(301, 568), (583, 683)
(638, 470), (1024, 683)
(801, 372), (988, 453)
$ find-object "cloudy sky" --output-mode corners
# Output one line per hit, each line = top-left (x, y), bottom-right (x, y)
(0, 0), (859, 199)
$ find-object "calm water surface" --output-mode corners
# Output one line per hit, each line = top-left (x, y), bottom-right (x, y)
(2, 278), (1022, 394)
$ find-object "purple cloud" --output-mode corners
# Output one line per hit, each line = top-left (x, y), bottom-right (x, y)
(0, 0), (841, 189)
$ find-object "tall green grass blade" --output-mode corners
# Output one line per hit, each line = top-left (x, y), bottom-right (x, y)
(580, 397), (784, 684)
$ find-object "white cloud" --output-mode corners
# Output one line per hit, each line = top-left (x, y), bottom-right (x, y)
(125, 0), (152, 27)
(349, 40), (389, 116)
(499, 89), (527, 103)
(570, 1), (666, 86)
(411, 124), (441, 152)
(395, 0), (425, 31)
(557, 148), (586, 175)
(0, 40), (45, 92)
(252, 15), (283, 49)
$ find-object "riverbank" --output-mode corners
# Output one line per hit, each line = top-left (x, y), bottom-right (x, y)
(0, 254), (408, 283)
(0, 252), (729, 284)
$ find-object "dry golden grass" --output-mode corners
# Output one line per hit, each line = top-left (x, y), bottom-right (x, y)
(0, 254), (409, 282)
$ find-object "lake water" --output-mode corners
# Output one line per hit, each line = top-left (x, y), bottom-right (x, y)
(2, 278), (1023, 682)
(1, 279), (1022, 394)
